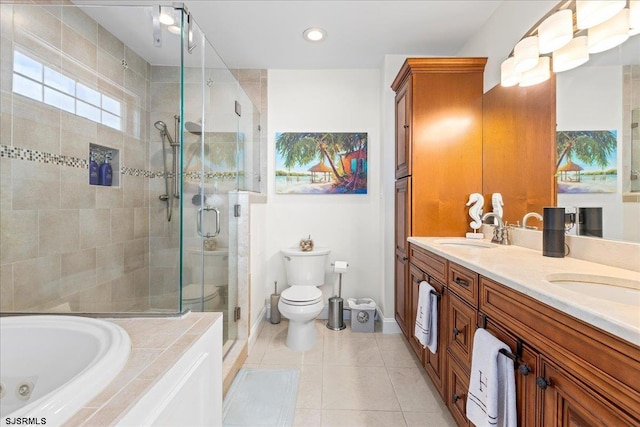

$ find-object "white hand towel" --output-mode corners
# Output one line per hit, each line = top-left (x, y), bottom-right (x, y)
(414, 281), (438, 353)
(466, 328), (517, 427)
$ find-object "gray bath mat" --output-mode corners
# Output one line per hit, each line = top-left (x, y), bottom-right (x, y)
(223, 368), (299, 427)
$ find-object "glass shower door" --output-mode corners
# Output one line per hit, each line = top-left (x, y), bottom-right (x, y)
(180, 12), (238, 349)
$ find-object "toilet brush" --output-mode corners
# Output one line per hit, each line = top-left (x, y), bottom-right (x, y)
(270, 281), (281, 324)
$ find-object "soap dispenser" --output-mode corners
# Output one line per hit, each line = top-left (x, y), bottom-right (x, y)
(99, 151), (113, 186)
(89, 152), (99, 185)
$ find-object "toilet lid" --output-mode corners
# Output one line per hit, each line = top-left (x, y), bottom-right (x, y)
(280, 286), (322, 302)
(183, 283), (218, 301)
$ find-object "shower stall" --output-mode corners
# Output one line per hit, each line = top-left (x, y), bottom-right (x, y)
(0, 2), (262, 354)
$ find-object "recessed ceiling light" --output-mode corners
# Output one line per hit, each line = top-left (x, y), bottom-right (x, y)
(303, 27), (326, 42)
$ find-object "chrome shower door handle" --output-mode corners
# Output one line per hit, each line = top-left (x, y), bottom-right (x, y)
(197, 206), (220, 238)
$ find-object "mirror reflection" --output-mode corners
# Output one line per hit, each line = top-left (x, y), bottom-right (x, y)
(555, 35), (639, 242)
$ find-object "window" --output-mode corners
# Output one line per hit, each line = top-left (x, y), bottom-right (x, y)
(12, 50), (122, 130)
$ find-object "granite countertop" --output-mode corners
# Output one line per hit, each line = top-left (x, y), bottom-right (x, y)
(64, 312), (222, 426)
(408, 237), (640, 346)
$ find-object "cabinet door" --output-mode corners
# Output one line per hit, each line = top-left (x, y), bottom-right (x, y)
(395, 177), (411, 254)
(539, 358), (638, 427)
(408, 265), (426, 363)
(485, 318), (539, 427)
(395, 80), (411, 179)
(448, 293), (476, 373)
(424, 277), (447, 400)
(395, 253), (409, 337)
(447, 357), (471, 427)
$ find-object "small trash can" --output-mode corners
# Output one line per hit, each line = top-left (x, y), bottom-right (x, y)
(347, 298), (376, 332)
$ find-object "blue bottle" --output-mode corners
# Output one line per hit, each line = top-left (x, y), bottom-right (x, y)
(89, 153), (99, 185)
(99, 152), (113, 186)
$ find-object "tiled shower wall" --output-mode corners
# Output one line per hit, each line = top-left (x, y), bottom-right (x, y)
(0, 3), (159, 312)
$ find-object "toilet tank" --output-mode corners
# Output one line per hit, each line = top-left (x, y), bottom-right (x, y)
(281, 247), (330, 286)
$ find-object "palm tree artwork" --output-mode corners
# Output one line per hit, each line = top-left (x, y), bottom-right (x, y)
(275, 132), (368, 194)
(556, 130), (617, 193)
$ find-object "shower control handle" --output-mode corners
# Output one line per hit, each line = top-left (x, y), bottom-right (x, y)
(197, 206), (220, 238)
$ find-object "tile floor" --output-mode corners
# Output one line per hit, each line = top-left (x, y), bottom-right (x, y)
(242, 319), (457, 427)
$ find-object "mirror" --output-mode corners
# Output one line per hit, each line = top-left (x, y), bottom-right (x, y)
(556, 35), (640, 242)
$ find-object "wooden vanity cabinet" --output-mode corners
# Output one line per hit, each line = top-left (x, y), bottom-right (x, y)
(408, 244), (448, 400)
(394, 177), (411, 337)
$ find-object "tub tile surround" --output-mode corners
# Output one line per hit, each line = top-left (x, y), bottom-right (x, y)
(409, 235), (640, 345)
(63, 312), (221, 426)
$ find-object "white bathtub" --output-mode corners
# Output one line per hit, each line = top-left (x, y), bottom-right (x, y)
(0, 316), (131, 426)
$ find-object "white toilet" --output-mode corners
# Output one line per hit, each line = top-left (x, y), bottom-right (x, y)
(183, 247), (229, 312)
(278, 246), (330, 351)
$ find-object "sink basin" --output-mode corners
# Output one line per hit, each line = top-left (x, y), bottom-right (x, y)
(544, 273), (640, 306)
(435, 238), (497, 249)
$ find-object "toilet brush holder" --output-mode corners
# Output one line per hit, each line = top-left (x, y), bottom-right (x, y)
(270, 281), (281, 324)
(327, 272), (346, 331)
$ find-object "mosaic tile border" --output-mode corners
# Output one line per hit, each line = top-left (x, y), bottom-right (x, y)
(0, 145), (241, 180)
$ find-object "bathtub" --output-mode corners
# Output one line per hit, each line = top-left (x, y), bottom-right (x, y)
(0, 316), (131, 426)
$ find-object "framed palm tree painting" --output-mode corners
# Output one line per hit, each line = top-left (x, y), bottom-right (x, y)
(275, 132), (368, 194)
(556, 130), (617, 193)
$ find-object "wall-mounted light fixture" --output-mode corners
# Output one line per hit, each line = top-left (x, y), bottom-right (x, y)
(500, 0), (638, 87)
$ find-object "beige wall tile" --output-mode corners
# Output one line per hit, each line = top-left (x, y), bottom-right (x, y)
(124, 47), (146, 77)
(96, 242), (124, 282)
(13, 254), (60, 309)
(123, 174), (145, 208)
(0, 264), (14, 310)
(61, 5), (96, 44)
(0, 209), (38, 264)
(0, 158), (12, 212)
(61, 167), (96, 209)
(12, 97), (61, 154)
(12, 161), (60, 210)
(13, 4), (62, 50)
(79, 208), (110, 249)
(38, 209), (79, 256)
(62, 24), (96, 70)
(133, 267), (149, 300)
(111, 207), (134, 243)
(238, 69), (261, 83)
(150, 66), (180, 83)
(60, 111), (97, 158)
(97, 122), (124, 151)
(134, 207), (149, 239)
(124, 136), (147, 170)
(111, 271), (137, 309)
(60, 247), (96, 297)
(0, 6), (13, 95)
(150, 83), (180, 114)
(124, 238), (146, 273)
(97, 48), (124, 87)
(96, 185), (123, 209)
(97, 24), (124, 60)
(78, 280), (112, 311)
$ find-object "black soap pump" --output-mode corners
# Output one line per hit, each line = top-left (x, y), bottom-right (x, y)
(543, 207), (565, 257)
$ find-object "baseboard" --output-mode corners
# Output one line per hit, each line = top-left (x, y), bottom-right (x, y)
(249, 306), (267, 353)
(379, 309), (401, 334)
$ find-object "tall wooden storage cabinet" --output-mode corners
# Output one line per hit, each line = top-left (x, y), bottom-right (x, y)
(391, 58), (486, 337)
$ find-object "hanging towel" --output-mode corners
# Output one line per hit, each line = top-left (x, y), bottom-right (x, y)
(466, 328), (517, 427)
(414, 280), (438, 353)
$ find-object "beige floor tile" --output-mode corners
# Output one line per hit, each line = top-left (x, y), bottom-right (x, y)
(378, 335), (423, 368)
(387, 367), (443, 413)
(296, 364), (323, 409)
(322, 366), (400, 411)
(402, 410), (457, 427)
(293, 408), (322, 427)
(321, 409), (406, 427)
(323, 334), (384, 367)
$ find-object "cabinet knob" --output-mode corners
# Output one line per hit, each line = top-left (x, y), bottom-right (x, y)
(403, 124), (409, 129)
(518, 364), (531, 376)
(453, 327), (463, 336)
(402, 256), (408, 261)
(453, 393), (461, 403)
(536, 377), (551, 390)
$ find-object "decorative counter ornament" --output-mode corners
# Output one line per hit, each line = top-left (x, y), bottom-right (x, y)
(491, 193), (504, 225)
(299, 235), (314, 251)
(465, 193), (484, 239)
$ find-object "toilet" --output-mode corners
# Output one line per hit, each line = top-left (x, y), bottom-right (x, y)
(183, 247), (229, 312)
(278, 246), (330, 351)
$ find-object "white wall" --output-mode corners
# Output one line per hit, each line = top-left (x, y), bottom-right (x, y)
(266, 70), (383, 314)
(556, 66), (624, 241)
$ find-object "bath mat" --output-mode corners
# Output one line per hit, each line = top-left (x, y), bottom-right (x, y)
(223, 368), (299, 427)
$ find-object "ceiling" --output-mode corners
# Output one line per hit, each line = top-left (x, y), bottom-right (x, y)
(76, 1), (505, 69)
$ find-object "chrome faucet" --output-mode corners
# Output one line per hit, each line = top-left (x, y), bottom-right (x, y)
(482, 212), (510, 245)
(521, 212), (543, 229)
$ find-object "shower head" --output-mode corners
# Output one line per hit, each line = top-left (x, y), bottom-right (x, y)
(154, 120), (175, 145)
(185, 121), (202, 135)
